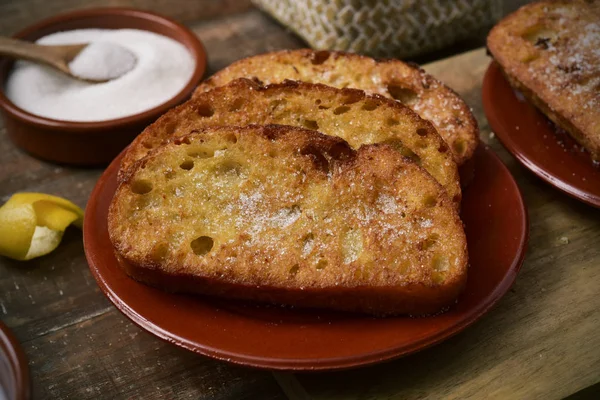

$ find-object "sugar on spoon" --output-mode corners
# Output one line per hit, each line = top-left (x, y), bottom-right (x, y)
(0, 36), (137, 82)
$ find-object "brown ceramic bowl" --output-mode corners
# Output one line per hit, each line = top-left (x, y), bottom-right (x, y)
(0, 8), (206, 166)
(0, 320), (30, 400)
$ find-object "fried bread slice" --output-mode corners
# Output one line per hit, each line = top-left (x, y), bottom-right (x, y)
(120, 79), (461, 206)
(109, 125), (468, 315)
(488, 0), (600, 159)
(194, 49), (479, 165)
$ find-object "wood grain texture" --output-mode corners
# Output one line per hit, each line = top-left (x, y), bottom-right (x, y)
(0, 1), (598, 399)
(0, 0), (253, 36)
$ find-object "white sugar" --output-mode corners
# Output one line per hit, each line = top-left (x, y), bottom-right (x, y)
(69, 41), (136, 81)
(376, 193), (398, 214)
(270, 206), (301, 228)
(6, 29), (195, 122)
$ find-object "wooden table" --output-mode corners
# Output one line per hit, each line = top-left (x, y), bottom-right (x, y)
(1, 4), (599, 400)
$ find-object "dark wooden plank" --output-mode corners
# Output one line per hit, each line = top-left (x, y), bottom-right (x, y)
(190, 8), (306, 76)
(24, 310), (285, 399)
(0, 0), (253, 36)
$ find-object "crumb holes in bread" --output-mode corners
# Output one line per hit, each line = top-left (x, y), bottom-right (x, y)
(423, 195), (437, 208)
(164, 120), (178, 135)
(400, 147), (420, 163)
(131, 179), (153, 195)
(163, 169), (176, 180)
(327, 142), (353, 161)
(268, 149), (278, 158)
(196, 103), (214, 117)
(269, 99), (287, 111)
(142, 141), (154, 149)
(300, 145), (329, 173)
(311, 50), (331, 65)
(216, 160), (244, 177)
(386, 117), (399, 126)
(174, 136), (192, 146)
(420, 233), (440, 251)
(382, 139), (404, 151)
(432, 255), (450, 282)
(179, 159), (194, 170)
(224, 133), (238, 144)
(187, 148), (214, 158)
(341, 92), (362, 105)
(289, 264), (300, 276)
(316, 259), (328, 270)
(387, 84), (418, 104)
(151, 243), (169, 261)
(453, 139), (467, 155)
(361, 99), (378, 111)
(191, 236), (214, 256)
(333, 105), (351, 115)
(438, 142), (449, 153)
(417, 128), (428, 137)
(302, 119), (319, 130)
(229, 98), (245, 112)
(522, 26), (557, 46)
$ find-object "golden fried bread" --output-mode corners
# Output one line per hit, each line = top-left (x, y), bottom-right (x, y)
(121, 79), (461, 206)
(194, 49), (479, 165)
(488, 0), (600, 159)
(109, 125), (468, 315)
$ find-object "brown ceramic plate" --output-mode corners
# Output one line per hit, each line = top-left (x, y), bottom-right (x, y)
(84, 144), (528, 371)
(0, 321), (30, 400)
(482, 62), (600, 208)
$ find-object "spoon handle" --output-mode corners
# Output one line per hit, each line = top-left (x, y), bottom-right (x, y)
(0, 37), (85, 75)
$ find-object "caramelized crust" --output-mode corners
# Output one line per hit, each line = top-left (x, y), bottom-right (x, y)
(120, 79), (461, 206)
(194, 49), (479, 165)
(109, 125), (468, 315)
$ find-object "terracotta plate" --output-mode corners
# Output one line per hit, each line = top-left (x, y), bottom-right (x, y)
(482, 62), (600, 208)
(84, 145), (528, 371)
(0, 321), (30, 400)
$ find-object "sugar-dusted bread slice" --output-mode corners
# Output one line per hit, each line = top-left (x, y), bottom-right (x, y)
(488, 0), (600, 159)
(120, 79), (461, 206)
(194, 49), (479, 165)
(109, 125), (468, 316)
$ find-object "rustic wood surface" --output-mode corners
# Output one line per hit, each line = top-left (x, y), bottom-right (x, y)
(2, 1), (598, 399)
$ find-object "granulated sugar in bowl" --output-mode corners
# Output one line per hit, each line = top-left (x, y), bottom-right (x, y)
(5, 28), (195, 122)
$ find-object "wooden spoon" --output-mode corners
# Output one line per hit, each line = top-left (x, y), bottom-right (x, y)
(0, 36), (135, 82)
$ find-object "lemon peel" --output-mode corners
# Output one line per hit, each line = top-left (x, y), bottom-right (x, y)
(0, 193), (84, 261)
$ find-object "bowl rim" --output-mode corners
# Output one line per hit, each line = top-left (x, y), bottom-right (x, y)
(0, 7), (207, 132)
(0, 320), (30, 400)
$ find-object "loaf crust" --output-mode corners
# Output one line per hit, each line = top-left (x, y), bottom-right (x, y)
(487, 0), (600, 159)
(194, 49), (479, 165)
(109, 125), (468, 315)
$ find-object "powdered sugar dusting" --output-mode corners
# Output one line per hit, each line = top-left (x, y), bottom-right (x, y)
(377, 193), (398, 214)
(523, 4), (599, 112)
